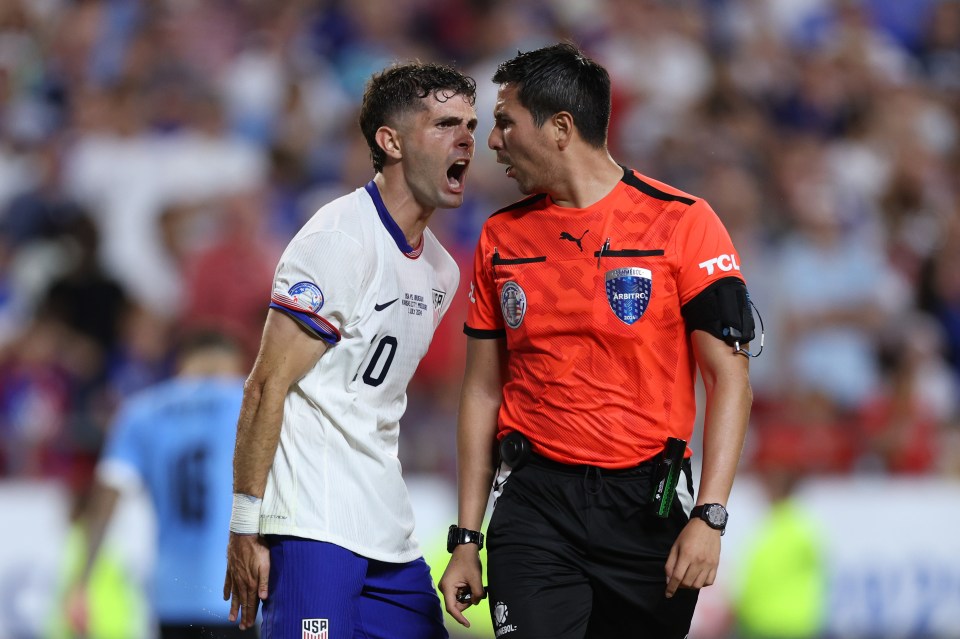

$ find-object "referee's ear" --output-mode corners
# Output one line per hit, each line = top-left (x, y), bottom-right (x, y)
(551, 111), (574, 150)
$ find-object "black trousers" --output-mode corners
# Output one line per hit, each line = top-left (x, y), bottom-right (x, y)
(486, 454), (699, 639)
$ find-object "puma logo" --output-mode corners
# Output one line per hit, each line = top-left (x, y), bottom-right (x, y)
(559, 230), (589, 252)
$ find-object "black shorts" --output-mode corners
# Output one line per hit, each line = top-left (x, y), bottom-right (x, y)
(486, 454), (699, 639)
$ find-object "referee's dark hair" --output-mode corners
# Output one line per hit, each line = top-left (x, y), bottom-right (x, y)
(493, 42), (611, 149)
(360, 62), (477, 173)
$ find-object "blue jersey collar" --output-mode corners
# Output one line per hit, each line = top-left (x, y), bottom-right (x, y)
(364, 181), (421, 257)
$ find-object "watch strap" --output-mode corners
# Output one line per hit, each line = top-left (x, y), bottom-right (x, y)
(447, 525), (484, 553)
(690, 503), (727, 535)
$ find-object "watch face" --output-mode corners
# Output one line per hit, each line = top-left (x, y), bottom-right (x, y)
(706, 505), (727, 528)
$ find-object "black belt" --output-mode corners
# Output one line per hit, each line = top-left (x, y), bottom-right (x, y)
(525, 451), (662, 477)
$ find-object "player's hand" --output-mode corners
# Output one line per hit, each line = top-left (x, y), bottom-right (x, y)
(223, 532), (270, 630)
(664, 518), (721, 598)
(438, 545), (486, 627)
(64, 582), (89, 636)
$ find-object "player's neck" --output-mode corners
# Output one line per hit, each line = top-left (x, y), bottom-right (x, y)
(372, 172), (431, 247)
(548, 153), (622, 210)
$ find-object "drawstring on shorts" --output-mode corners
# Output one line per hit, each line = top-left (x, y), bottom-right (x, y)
(583, 465), (604, 495)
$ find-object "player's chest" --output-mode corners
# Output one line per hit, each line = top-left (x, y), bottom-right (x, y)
(366, 258), (448, 332)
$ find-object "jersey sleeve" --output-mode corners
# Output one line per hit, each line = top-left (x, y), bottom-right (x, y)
(270, 230), (366, 344)
(96, 401), (146, 491)
(464, 225), (504, 338)
(672, 198), (746, 305)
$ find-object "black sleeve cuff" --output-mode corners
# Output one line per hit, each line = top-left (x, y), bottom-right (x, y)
(464, 324), (506, 339)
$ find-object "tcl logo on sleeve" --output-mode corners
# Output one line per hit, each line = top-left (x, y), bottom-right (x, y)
(698, 254), (741, 275)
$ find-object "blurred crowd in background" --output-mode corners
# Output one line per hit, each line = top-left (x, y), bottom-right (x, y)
(0, 0), (959, 505)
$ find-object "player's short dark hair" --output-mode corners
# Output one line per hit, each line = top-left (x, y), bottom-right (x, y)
(493, 42), (611, 149)
(359, 62), (477, 173)
(175, 328), (241, 360)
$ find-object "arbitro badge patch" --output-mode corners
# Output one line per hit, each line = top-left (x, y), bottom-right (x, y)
(605, 267), (652, 325)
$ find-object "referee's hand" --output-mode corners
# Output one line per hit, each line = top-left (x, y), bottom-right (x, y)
(439, 546), (486, 627)
(664, 518), (721, 598)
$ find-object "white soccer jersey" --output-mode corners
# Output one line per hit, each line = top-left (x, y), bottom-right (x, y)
(260, 181), (459, 562)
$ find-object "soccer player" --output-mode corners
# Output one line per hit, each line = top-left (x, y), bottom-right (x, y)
(222, 62), (477, 639)
(65, 329), (253, 639)
(439, 43), (754, 638)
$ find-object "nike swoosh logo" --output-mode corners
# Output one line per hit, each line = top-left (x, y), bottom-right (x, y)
(374, 298), (399, 311)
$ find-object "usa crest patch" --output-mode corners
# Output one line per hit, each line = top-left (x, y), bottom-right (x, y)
(605, 267), (651, 325)
(302, 618), (328, 639)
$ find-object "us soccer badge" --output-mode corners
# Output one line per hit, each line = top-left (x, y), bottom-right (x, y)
(605, 267), (651, 325)
(301, 618), (328, 639)
(500, 281), (527, 329)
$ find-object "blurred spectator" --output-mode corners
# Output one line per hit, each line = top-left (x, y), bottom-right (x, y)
(856, 312), (958, 473)
(179, 191), (281, 365)
(0, 316), (75, 478)
(922, 211), (960, 376)
(774, 140), (898, 410)
(734, 466), (827, 639)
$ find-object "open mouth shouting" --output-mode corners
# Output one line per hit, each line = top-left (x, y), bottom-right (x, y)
(496, 155), (515, 179)
(447, 159), (470, 193)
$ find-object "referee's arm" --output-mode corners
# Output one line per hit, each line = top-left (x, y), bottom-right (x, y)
(665, 329), (752, 598)
(439, 335), (504, 626)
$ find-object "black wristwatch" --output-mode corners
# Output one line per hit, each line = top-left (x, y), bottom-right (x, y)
(690, 503), (728, 535)
(447, 525), (484, 553)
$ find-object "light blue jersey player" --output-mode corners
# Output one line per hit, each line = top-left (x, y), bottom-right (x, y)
(223, 63), (478, 639)
(67, 330), (255, 639)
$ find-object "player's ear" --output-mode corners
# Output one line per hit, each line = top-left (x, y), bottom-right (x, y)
(376, 126), (403, 162)
(553, 111), (573, 150)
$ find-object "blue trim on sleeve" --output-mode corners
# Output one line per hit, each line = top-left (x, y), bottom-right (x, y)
(269, 303), (341, 344)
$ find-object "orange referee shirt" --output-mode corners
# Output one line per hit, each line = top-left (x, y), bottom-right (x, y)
(465, 167), (746, 468)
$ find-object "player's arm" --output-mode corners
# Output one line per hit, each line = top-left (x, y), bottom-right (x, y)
(439, 335), (504, 626)
(224, 308), (329, 629)
(665, 329), (751, 597)
(63, 479), (122, 635)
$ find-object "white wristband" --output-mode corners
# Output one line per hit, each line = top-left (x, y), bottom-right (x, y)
(229, 493), (262, 535)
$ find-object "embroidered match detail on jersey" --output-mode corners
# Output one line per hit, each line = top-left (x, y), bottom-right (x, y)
(270, 281), (340, 343)
(605, 267), (652, 325)
(500, 281), (527, 329)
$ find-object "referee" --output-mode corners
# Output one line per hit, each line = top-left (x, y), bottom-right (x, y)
(439, 43), (753, 639)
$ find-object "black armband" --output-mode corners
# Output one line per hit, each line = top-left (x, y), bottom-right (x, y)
(681, 277), (755, 346)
